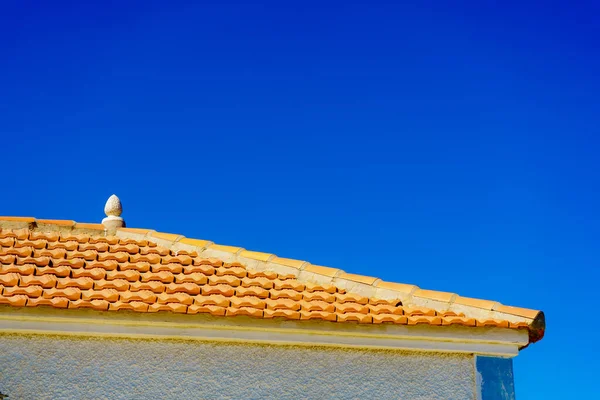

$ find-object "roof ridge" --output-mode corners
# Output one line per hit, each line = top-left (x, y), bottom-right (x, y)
(0, 216), (545, 343)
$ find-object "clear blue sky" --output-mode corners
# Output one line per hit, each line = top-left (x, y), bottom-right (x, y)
(1, 1), (598, 398)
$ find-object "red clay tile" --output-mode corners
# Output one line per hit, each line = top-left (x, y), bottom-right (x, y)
(273, 279), (305, 291)
(78, 242), (109, 252)
(0, 294), (28, 306)
(192, 257), (223, 267)
(29, 231), (59, 241)
(187, 304), (226, 316)
(140, 246), (170, 256)
(151, 263), (183, 274)
(372, 314), (408, 324)
(201, 284), (236, 297)
(216, 266), (246, 278)
(97, 251), (129, 263)
(106, 270), (141, 282)
(263, 309), (301, 319)
(160, 255), (193, 266)
(148, 303), (188, 313)
(128, 280), (164, 293)
(110, 243), (140, 254)
(158, 292), (194, 305)
(208, 275), (241, 287)
(303, 291), (335, 303)
(14, 239), (46, 249)
(1, 263), (34, 275)
(441, 317), (477, 327)
(47, 241), (78, 251)
(56, 277), (94, 290)
(246, 270), (279, 280)
(1, 247), (33, 257)
(0, 255), (16, 264)
(174, 272), (208, 285)
(4, 285), (43, 297)
(509, 321), (530, 329)
(51, 258), (84, 269)
(335, 303), (369, 314)
(194, 294), (231, 307)
(120, 290), (157, 303)
(34, 248), (67, 259)
(88, 236), (119, 245)
(109, 301), (150, 312)
(0, 237), (15, 247)
(183, 264), (216, 275)
(36, 265), (71, 277)
(17, 256), (50, 267)
(0, 273), (19, 286)
(21, 274), (57, 288)
(270, 289), (303, 301)
(87, 260), (119, 271)
(231, 296), (266, 309)
(334, 293), (369, 305)
(299, 310), (337, 322)
(130, 253), (161, 264)
(119, 262), (151, 272)
(140, 271), (174, 283)
(403, 307), (437, 317)
(299, 300), (335, 313)
(304, 282), (338, 294)
(28, 296), (69, 308)
(241, 276), (274, 289)
(407, 316), (443, 325)
(337, 313), (373, 323)
(367, 304), (404, 315)
(476, 319), (510, 328)
(72, 268), (106, 280)
(82, 289), (119, 302)
(66, 250), (98, 261)
(94, 279), (130, 292)
(226, 307), (263, 318)
(0, 228), (29, 240)
(165, 282), (201, 295)
(43, 287), (81, 300)
(120, 238), (148, 246)
(236, 286), (269, 298)
(69, 299), (109, 311)
(265, 298), (300, 311)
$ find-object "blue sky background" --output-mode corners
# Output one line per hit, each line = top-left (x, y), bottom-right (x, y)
(1, 1), (599, 398)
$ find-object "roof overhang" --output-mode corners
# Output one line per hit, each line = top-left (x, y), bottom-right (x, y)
(0, 306), (528, 357)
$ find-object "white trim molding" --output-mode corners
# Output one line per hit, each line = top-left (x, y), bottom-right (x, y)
(0, 307), (528, 357)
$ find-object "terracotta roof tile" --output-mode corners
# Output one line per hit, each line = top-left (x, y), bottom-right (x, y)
(337, 313), (373, 323)
(0, 226), (544, 343)
(44, 287), (82, 300)
(28, 296), (69, 308)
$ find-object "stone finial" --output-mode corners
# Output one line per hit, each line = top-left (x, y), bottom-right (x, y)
(102, 194), (124, 231)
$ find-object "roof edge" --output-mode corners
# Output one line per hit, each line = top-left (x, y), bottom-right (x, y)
(0, 217), (545, 344)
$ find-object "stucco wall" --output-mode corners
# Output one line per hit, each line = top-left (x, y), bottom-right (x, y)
(0, 334), (476, 400)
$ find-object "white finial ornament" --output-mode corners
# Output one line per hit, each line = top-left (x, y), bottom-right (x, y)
(102, 194), (124, 231)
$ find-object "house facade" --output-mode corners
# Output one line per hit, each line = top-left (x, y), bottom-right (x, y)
(0, 196), (544, 399)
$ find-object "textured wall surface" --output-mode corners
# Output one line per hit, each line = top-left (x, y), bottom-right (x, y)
(0, 334), (476, 400)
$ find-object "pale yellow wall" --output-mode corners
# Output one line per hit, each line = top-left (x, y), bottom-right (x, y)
(0, 334), (476, 399)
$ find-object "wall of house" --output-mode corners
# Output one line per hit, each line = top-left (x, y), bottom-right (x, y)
(0, 334), (480, 400)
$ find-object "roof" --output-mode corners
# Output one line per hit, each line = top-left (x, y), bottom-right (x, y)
(0, 216), (545, 345)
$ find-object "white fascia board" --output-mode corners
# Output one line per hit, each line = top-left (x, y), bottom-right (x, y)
(0, 308), (528, 357)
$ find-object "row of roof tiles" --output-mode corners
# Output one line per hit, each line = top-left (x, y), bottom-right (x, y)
(0, 217), (545, 342)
